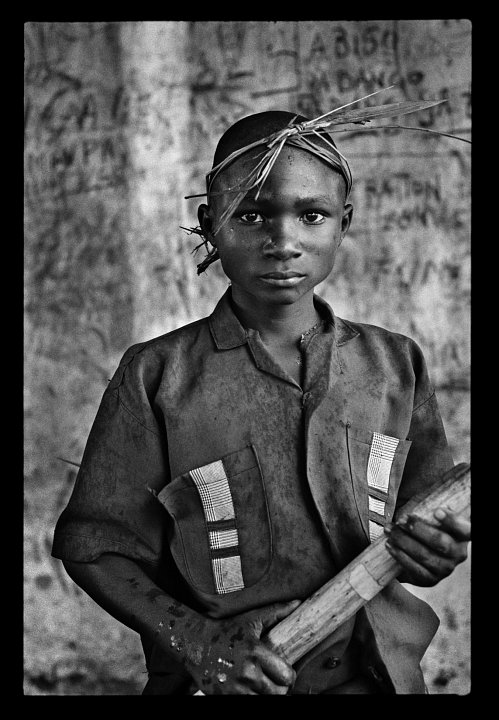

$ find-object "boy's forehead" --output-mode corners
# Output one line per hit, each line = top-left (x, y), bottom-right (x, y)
(209, 146), (346, 208)
(213, 144), (346, 199)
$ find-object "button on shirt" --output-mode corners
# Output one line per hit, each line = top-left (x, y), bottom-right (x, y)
(52, 289), (453, 693)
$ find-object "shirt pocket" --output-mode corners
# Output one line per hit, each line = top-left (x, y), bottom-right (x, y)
(345, 423), (412, 543)
(151, 444), (272, 595)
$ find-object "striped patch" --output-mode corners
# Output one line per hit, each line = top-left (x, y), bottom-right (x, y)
(367, 432), (399, 492)
(189, 460), (244, 594)
(368, 495), (386, 516)
(190, 461), (236, 522)
(212, 556), (245, 595)
(209, 528), (239, 550)
(369, 519), (385, 541)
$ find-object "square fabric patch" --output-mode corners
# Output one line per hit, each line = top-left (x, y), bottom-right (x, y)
(190, 460), (236, 522)
(209, 528), (239, 550)
(367, 432), (399, 492)
(212, 555), (245, 595)
(369, 519), (385, 541)
(368, 495), (386, 515)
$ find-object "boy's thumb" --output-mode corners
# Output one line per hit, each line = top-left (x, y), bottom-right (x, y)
(260, 599), (301, 632)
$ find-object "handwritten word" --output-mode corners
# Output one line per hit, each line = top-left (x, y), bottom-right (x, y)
(381, 203), (469, 232)
(25, 134), (130, 202)
(309, 25), (398, 61)
(363, 173), (442, 206)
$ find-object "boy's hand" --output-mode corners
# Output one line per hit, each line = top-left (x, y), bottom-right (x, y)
(184, 600), (300, 695)
(384, 509), (471, 587)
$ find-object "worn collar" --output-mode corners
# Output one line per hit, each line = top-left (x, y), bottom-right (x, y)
(208, 288), (359, 350)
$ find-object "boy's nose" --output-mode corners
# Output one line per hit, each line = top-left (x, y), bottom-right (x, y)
(262, 222), (302, 260)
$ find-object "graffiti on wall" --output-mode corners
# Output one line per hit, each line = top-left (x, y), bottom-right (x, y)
(25, 19), (471, 375)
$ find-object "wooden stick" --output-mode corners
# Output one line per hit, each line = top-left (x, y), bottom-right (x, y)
(194, 463), (470, 693)
(265, 463), (470, 664)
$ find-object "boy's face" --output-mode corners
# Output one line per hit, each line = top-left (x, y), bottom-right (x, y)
(198, 146), (353, 308)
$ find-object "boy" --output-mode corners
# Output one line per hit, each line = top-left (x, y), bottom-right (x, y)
(52, 111), (470, 695)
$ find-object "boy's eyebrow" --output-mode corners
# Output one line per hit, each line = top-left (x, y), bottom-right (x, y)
(240, 193), (335, 207)
(293, 194), (335, 207)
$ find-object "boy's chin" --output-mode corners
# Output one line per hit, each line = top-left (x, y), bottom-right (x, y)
(257, 286), (313, 305)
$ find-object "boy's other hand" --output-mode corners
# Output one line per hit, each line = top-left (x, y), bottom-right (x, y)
(184, 599), (300, 694)
(384, 510), (471, 587)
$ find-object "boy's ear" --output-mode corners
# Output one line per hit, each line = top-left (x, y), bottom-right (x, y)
(340, 202), (353, 241)
(197, 204), (216, 246)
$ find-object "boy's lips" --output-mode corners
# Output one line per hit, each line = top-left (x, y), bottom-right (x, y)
(259, 271), (306, 287)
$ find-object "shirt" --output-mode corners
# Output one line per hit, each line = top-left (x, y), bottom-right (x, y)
(52, 289), (454, 694)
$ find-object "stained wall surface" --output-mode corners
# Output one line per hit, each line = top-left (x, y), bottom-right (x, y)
(24, 20), (471, 695)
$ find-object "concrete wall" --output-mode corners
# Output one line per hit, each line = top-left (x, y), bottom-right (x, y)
(24, 20), (471, 695)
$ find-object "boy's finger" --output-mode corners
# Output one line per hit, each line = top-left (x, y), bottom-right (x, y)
(433, 509), (471, 540)
(252, 670), (291, 695)
(387, 521), (462, 564)
(385, 541), (443, 585)
(259, 600), (301, 631)
(256, 644), (296, 687)
(391, 515), (461, 556)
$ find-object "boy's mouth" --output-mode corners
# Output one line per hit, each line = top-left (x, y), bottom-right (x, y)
(259, 271), (306, 287)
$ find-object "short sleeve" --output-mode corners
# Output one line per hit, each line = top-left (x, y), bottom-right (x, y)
(394, 341), (455, 515)
(51, 345), (170, 566)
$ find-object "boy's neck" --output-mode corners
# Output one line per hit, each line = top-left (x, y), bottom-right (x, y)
(229, 287), (321, 344)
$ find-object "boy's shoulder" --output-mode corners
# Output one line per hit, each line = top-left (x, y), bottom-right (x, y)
(137, 314), (210, 350)
(109, 315), (212, 390)
(315, 295), (420, 354)
(341, 316), (414, 341)
(336, 315), (423, 357)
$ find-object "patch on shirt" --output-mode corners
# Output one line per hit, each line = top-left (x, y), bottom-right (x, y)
(367, 432), (399, 542)
(368, 495), (386, 516)
(368, 519), (385, 541)
(189, 460), (245, 594)
(367, 432), (399, 492)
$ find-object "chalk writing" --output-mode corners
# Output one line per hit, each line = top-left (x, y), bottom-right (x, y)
(354, 167), (470, 234)
(330, 24), (398, 60)
(191, 51), (219, 92)
(39, 87), (99, 137)
(413, 86), (470, 129)
(392, 257), (469, 289)
(334, 241), (470, 292)
(381, 203), (469, 232)
(27, 81), (176, 142)
(25, 133), (131, 203)
(253, 22), (299, 96)
(24, 18), (471, 472)
(216, 22), (248, 70)
(364, 172), (442, 207)
(335, 67), (423, 95)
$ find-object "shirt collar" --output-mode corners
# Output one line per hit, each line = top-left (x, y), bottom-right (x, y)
(208, 289), (248, 349)
(208, 288), (359, 350)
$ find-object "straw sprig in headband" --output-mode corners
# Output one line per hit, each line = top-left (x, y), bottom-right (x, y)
(182, 86), (471, 274)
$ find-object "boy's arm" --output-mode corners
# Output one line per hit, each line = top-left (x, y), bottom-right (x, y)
(63, 553), (299, 695)
(387, 342), (470, 586)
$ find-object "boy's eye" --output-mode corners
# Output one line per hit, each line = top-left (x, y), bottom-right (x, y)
(239, 212), (264, 224)
(301, 211), (326, 225)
